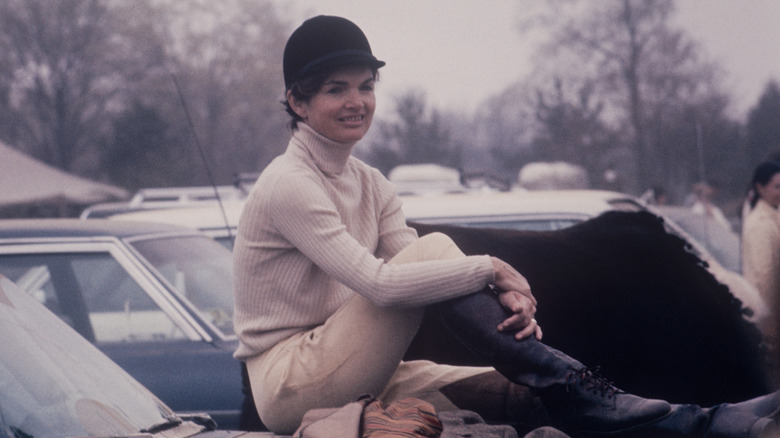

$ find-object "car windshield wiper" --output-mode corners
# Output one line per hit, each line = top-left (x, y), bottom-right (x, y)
(140, 415), (183, 434)
(140, 413), (217, 434)
(178, 413), (217, 430)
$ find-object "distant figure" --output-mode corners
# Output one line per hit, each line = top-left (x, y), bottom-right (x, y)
(742, 162), (780, 325)
(688, 182), (731, 230)
(640, 185), (668, 206)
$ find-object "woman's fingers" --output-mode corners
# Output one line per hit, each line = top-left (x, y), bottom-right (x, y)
(491, 257), (537, 305)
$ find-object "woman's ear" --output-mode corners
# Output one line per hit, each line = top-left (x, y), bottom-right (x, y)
(287, 90), (308, 120)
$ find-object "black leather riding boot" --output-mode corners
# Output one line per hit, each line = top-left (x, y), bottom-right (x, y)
(434, 289), (671, 436)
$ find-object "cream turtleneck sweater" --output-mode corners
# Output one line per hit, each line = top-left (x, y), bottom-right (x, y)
(232, 124), (494, 360)
(742, 198), (780, 305)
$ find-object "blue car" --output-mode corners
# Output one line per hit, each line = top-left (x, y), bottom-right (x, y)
(0, 272), (285, 437)
(0, 219), (257, 430)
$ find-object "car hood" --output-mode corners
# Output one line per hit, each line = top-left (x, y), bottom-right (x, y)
(0, 275), (194, 437)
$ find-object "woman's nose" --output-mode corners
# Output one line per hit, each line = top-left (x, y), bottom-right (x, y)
(344, 89), (363, 108)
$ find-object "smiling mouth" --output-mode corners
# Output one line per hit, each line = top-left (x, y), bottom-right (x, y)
(340, 115), (364, 122)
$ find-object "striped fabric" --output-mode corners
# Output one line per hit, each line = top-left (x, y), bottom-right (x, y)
(362, 397), (443, 438)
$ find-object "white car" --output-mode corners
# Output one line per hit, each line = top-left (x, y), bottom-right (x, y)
(104, 199), (246, 249)
(97, 188), (768, 322)
(399, 189), (646, 231)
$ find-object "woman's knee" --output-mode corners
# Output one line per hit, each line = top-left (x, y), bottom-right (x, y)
(415, 232), (466, 261)
(418, 232), (455, 250)
(255, 398), (305, 435)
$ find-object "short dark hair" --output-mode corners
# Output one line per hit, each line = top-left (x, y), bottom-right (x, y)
(749, 161), (780, 208)
(283, 64), (379, 131)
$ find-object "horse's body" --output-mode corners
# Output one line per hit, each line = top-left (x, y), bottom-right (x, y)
(406, 211), (771, 406)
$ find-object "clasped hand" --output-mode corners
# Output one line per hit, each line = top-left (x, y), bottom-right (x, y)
(490, 257), (543, 341)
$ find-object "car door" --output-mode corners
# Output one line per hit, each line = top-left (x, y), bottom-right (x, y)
(0, 241), (245, 429)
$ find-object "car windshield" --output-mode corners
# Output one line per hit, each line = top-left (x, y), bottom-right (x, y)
(0, 277), (171, 437)
(129, 235), (235, 336)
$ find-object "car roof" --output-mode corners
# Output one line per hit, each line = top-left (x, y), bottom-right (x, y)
(80, 185), (249, 218)
(0, 218), (196, 239)
(400, 189), (642, 220)
(105, 200), (245, 230)
(85, 189), (643, 231)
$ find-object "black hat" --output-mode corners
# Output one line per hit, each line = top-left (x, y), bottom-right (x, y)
(283, 15), (385, 90)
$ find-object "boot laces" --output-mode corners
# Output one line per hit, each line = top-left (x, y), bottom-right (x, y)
(566, 366), (622, 400)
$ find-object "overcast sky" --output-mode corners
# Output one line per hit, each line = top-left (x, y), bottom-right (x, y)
(281, 0), (780, 119)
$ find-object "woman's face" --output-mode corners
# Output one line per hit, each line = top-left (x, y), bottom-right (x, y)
(757, 173), (780, 208)
(288, 66), (376, 143)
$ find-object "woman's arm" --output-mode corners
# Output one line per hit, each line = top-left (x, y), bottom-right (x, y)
(268, 174), (493, 307)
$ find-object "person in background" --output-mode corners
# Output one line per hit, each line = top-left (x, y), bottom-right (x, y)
(232, 15), (780, 437)
(640, 185), (668, 206)
(742, 161), (780, 356)
(689, 181), (732, 230)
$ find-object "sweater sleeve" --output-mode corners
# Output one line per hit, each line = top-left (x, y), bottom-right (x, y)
(268, 173), (494, 307)
(372, 169), (420, 261)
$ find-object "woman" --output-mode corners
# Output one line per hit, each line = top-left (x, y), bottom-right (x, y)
(743, 161), (780, 306)
(233, 15), (779, 437)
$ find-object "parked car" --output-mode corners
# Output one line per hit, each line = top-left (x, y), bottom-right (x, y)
(0, 274), (281, 437)
(0, 219), (251, 430)
(98, 188), (768, 322)
(399, 190), (767, 321)
(400, 189), (646, 231)
(80, 185), (250, 219)
(104, 200), (246, 249)
(102, 189), (642, 240)
(655, 205), (742, 273)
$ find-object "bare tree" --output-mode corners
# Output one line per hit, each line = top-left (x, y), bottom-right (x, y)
(0, 0), (157, 177)
(532, 78), (624, 188)
(362, 90), (457, 175)
(746, 80), (780, 167)
(137, 0), (291, 184)
(523, 0), (731, 194)
(475, 81), (538, 183)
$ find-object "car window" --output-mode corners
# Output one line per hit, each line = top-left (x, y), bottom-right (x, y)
(215, 235), (235, 250)
(0, 252), (187, 343)
(411, 217), (583, 232)
(130, 235), (235, 336)
(451, 219), (582, 231)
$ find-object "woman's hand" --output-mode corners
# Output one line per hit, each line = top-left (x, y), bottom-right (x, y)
(491, 257), (543, 341)
(497, 291), (543, 341)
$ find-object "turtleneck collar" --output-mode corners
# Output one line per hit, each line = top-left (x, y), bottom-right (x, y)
(291, 123), (357, 175)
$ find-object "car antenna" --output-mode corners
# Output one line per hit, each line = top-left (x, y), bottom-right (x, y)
(169, 71), (234, 248)
(695, 121), (713, 253)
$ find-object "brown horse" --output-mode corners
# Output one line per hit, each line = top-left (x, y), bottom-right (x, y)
(406, 210), (771, 407)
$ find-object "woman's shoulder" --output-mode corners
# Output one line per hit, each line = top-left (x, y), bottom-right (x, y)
(745, 202), (780, 233)
(246, 158), (321, 205)
(262, 150), (323, 181)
